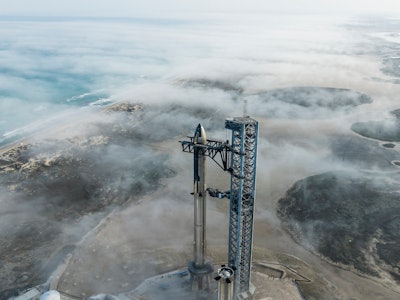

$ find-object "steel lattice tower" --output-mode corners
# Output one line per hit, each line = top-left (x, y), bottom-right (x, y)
(180, 117), (258, 299)
(225, 117), (258, 299)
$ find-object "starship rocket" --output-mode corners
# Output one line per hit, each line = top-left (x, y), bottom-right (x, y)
(188, 123), (213, 289)
(193, 123), (207, 268)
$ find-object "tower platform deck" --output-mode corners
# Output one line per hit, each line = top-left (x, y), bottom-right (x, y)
(123, 263), (305, 300)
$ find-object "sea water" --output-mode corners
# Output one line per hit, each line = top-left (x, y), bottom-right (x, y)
(0, 16), (188, 147)
(1, 14), (399, 148)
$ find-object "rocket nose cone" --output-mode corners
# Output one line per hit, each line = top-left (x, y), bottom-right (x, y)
(194, 123), (207, 144)
(199, 124), (207, 144)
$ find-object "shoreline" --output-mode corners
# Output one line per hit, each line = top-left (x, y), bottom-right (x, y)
(0, 138), (30, 156)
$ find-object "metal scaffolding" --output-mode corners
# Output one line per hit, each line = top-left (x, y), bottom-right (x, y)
(225, 117), (258, 299)
(180, 117), (258, 299)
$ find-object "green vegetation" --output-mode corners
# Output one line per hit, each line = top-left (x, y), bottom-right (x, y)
(351, 120), (400, 142)
(278, 171), (400, 279)
(352, 108), (400, 142)
(261, 87), (372, 110)
(382, 57), (400, 78)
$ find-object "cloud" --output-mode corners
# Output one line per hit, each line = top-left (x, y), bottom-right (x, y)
(1, 0), (400, 17)
(2, 11), (400, 299)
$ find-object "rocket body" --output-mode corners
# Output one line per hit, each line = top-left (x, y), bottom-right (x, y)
(187, 123), (213, 290)
(193, 123), (207, 268)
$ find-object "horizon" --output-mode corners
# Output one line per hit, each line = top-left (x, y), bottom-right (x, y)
(1, 0), (400, 18)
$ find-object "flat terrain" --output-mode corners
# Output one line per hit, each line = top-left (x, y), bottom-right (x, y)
(2, 84), (400, 300)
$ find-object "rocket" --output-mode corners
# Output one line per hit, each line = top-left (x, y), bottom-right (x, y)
(193, 123), (207, 269)
(186, 123), (213, 290)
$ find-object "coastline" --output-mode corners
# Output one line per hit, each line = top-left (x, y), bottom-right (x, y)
(0, 139), (30, 156)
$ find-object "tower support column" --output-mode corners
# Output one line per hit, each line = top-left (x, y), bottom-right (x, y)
(225, 117), (258, 299)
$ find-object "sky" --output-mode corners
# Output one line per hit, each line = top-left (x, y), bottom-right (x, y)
(1, 0), (400, 17)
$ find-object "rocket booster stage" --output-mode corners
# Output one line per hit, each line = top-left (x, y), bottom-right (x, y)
(193, 123), (207, 268)
(187, 123), (213, 290)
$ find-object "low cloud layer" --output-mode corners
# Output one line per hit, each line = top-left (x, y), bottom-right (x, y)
(1, 1), (400, 17)
(1, 12), (400, 299)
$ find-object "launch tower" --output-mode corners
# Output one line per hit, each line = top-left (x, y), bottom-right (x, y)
(180, 116), (258, 299)
(225, 117), (258, 299)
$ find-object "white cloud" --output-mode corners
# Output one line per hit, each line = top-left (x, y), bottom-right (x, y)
(1, 0), (400, 17)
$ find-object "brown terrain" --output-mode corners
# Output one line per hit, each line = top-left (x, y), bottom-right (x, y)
(1, 94), (400, 300)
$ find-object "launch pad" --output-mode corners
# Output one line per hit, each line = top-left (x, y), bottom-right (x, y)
(126, 259), (306, 300)
(9, 115), (306, 300)
(180, 116), (259, 300)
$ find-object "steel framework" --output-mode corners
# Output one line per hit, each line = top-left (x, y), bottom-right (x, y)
(181, 137), (231, 171)
(180, 117), (258, 299)
(225, 117), (258, 299)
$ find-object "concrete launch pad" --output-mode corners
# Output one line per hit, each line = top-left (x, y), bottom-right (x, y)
(11, 258), (307, 300)
(123, 263), (305, 300)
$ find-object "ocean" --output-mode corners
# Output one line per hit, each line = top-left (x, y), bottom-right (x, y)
(2, 12), (400, 300)
(1, 14), (399, 147)
(0, 16), (193, 146)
